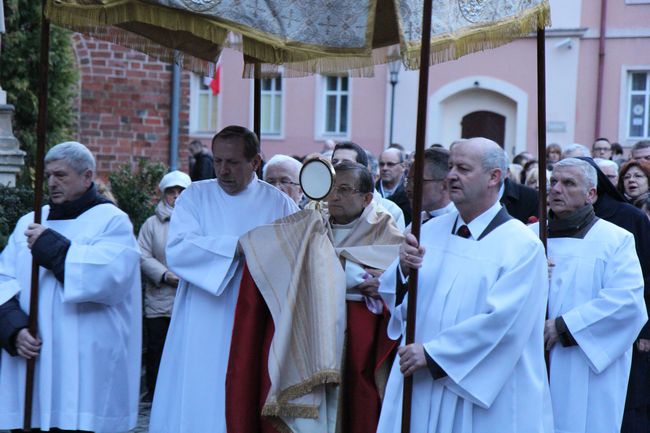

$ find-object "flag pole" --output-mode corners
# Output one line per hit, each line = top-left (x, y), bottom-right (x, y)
(24, 0), (50, 430)
(401, 0), (433, 432)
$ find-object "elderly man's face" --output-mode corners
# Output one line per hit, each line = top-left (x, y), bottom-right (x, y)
(598, 164), (619, 186)
(549, 166), (596, 217)
(213, 138), (260, 195)
(632, 147), (650, 162)
(406, 163), (447, 212)
(447, 142), (498, 209)
(592, 140), (612, 159)
(265, 162), (303, 204)
(326, 170), (373, 225)
(45, 159), (93, 205)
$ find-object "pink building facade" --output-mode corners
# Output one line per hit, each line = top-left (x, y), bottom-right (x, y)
(70, 0), (650, 177)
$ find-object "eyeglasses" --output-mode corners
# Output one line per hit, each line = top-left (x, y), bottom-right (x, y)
(623, 173), (647, 181)
(593, 147), (611, 152)
(404, 177), (445, 187)
(330, 185), (363, 196)
(266, 178), (300, 187)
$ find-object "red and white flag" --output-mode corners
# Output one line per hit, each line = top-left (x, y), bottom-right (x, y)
(203, 64), (221, 95)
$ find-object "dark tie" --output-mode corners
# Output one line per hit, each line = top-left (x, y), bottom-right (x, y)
(457, 224), (472, 239)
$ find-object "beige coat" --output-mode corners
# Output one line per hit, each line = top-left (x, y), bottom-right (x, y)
(138, 200), (176, 317)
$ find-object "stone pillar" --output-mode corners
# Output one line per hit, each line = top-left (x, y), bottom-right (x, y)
(0, 103), (25, 186)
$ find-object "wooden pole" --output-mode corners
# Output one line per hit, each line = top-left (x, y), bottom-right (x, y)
(536, 28), (548, 250)
(24, 1), (50, 430)
(401, 0), (433, 432)
(253, 63), (262, 177)
(253, 64), (261, 142)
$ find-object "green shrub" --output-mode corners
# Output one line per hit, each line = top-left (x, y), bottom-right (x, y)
(1, 0), (78, 187)
(0, 185), (38, 250)
(109, 158), (167, 234)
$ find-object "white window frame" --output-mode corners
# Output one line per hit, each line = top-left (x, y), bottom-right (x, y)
(619, 66), (650, 144)
(189, 73), (222, 136)
(249, 73), (285, 140)
(314, 74), (352, 140)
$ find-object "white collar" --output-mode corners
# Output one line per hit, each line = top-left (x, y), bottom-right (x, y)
(429, 201), (456, 218)
(456, 200), (502, 240)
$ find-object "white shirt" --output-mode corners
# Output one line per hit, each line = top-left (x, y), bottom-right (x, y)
(454, 200), (502, 240)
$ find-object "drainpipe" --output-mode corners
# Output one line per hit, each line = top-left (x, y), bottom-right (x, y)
(594, 0), (607, 139)
(169, 53), (181, 171)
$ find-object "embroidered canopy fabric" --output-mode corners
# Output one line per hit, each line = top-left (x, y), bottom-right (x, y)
(46, 0), (550, 76)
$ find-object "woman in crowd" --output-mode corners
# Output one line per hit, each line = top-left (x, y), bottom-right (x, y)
(137, 170), (191, 402)
(546, 143), (562, 169)
(619, 160), (650, 209)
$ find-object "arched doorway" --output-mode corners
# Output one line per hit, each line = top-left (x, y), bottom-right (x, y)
(461, 111), (506, 147)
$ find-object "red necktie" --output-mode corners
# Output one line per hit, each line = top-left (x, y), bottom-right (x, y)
(457, 224), (472, 239)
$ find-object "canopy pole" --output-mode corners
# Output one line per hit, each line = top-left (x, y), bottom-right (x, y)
(24, 1), (50, 430)
(536, 28), (548, 250)
(401, 0), (433, 432)
(253, 64), (261, 143)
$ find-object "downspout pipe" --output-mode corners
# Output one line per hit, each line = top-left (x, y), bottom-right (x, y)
(169, 53), (181, 171)
(594, 0), (607, 139)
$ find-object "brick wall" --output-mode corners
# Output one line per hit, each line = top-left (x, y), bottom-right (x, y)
(71, 33), (195, 179)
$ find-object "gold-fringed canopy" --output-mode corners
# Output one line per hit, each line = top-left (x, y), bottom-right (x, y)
(46, 0), (550, 77)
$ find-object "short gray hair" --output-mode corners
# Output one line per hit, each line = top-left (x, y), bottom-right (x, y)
(44, 141), (96, 174)
(594, 158), (619, 172)
(263, 154), (302, 179)
(561, 143), (590, 159)
(553, 157), (597, 190)
(481, 146), (508, 187)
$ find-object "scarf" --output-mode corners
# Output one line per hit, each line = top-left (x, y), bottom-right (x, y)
(548, 204), (597, 238)
(47, 183), (112, 221)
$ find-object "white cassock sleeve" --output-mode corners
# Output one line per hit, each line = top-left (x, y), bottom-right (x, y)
(64, 212), (141, 305)
(0, 222), (26, 305)
(165, 194), (239, 297)
(561, 233), (647, 373)
(422, 245), (547, 409)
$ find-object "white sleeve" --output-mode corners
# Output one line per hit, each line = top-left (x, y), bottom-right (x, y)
(64, 212), (141, 305)
(165, 192), (240, 297)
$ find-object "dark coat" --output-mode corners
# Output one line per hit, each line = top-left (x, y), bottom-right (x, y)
(376, 180), (412, 226)
(190, 152), (216, 181)
(500, 178), (539, 224)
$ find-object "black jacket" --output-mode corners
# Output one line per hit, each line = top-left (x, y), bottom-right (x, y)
(376, 180), (412, 226)
(500, 178), (539, 224)
(191, 152), (216, 181)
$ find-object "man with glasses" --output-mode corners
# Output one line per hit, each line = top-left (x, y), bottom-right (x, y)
(377, 148), (412, 225)
(327, 160), (404, 433)
(592, 137), (613, 160)
(263, 154), (303, 205)
(632, 140), (650, 162)
(332, 142), (405, 230)
(404, 147), (455, 227)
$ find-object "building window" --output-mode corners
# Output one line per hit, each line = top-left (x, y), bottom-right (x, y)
(628, 71), (650, 139)
(190, 73), (220, 135)
(321, 75), (350, 136)
(261, 75), (283, 136)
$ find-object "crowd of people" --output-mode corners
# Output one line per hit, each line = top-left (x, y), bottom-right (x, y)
(0, 129), (649, 433)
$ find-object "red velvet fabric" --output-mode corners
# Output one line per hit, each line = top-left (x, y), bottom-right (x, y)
(342, 301), (397, 433)
(225, 265), (278, 433)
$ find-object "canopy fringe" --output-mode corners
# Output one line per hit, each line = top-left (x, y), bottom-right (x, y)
(403, 2), (552, 70)
(46, 0), (550, 78)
